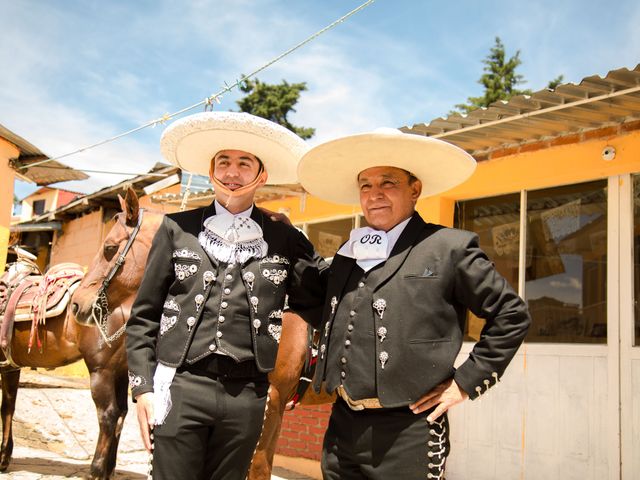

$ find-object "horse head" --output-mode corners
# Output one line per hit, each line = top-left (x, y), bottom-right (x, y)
(70, 188), (163, 340)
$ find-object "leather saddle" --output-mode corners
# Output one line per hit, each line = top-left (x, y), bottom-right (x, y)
(0, 263), (84, 354)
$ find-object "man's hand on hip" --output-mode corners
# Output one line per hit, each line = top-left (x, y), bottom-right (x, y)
(135, 392), (155, 452)
(409, 378), (469, 423)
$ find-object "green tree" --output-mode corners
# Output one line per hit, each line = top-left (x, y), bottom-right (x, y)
(236, 78), (315, 139)
(546, 75), (565, 91)
(455, 37), (531, 114)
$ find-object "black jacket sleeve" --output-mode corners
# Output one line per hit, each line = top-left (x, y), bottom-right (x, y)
(452, 232), (531, 399)
(125, 216), (175, 400)
(285, 228), (329, 330)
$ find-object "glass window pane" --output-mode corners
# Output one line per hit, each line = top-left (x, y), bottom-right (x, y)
(454, 193), (521, 341)
(32, 199), (46, 215)
(525, 181), (607, 344)
(633, 175), (640, 346)
(307, 218), (355, 259)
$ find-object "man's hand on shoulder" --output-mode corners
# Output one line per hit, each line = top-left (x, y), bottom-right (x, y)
(260, 207), (292, 226)
(409, 378), (469, 423)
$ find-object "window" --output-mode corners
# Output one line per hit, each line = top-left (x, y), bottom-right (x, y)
(305, 217), (357, 259)
(525, 181), (607, 343)
(454, 193), (520, 341)
(455, 180), (608, 344)
(32, 199), (46, 215)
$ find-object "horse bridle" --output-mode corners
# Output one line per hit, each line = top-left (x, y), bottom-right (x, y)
(89, 209), (145, 347)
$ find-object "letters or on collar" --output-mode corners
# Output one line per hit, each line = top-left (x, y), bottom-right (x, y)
(337, 217), (412, 272)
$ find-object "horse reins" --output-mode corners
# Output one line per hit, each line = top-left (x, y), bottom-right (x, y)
(89, 209), (145, 347)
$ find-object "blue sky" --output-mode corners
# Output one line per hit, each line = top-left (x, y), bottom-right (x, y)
(3, 0), (639, 199)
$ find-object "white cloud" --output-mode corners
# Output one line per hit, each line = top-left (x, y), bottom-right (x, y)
(3, 0), (639, 201)
(549, 277), (582, 290)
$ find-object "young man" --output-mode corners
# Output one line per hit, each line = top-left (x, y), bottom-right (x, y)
(126, 111), (326, 480)
(297, 129), (531, 480)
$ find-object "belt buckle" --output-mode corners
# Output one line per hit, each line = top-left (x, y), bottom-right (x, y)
(337, 386), (382, 410)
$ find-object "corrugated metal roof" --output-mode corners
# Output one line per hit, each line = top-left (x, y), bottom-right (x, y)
(0, 123), (89, 184)
(401, 64), (640, 156)
(25, 164), (178, 222)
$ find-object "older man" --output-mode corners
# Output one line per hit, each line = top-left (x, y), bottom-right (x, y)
(297, 129), (531, 480)
(126, 111), (326, 480)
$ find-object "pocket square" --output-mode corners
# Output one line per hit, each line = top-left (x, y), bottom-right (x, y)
(422, 267), (436, 277)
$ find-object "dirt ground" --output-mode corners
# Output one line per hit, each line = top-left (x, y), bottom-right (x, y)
(2, 369), (312, 479)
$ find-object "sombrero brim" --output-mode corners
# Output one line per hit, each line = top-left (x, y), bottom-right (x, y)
(298, 131), (477, 205)
(160, 112), (308, 185)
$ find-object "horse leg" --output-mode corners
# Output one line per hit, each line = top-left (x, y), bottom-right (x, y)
(87, 366), (128, 480)
(0, 368), (20, 471)
(248, 313), (309, 480)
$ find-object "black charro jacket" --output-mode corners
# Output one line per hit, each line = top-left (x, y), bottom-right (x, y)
(126, 202), (326, 399)
(313, 212), (531, 407)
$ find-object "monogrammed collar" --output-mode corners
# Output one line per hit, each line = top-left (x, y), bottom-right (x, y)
(337, 216), (411, 272)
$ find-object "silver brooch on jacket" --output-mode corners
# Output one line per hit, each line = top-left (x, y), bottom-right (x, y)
(372, 298), (387, 319)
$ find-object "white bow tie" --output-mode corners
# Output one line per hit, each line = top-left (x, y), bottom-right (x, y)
(338, 227), (389, 272)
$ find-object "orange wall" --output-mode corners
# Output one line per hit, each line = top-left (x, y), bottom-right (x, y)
(428, 128), (640, 225)
(0, 138), (19, 273)
(0, 138), (18, 228)
(50, 209), (105, 268)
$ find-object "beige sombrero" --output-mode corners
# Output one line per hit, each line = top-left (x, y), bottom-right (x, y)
(297, 128), (477, 205)
(160, 111), (308, 185)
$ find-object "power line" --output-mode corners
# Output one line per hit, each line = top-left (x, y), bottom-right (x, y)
(20, 0), (375, 171)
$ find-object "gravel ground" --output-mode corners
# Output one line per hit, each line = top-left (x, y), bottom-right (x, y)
(1, 369), (311, 480)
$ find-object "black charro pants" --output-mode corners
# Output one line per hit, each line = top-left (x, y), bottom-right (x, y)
(151, 361), (269, 480)
(322, 398), (450, 480)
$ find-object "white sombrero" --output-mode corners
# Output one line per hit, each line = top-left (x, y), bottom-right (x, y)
(160, 111), (308, 185)
(297, 128), (477, 205)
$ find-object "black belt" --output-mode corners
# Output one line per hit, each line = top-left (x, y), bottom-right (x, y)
(180, 354), (265, 379)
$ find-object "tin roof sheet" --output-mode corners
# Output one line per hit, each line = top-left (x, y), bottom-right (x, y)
(401, 64), (640, 156)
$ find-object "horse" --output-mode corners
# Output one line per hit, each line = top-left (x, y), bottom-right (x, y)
(0, 257), (86, 473)
(0, 188), (156, 479)
(70, 188), (163, 479)
(71, 187), (333, 480)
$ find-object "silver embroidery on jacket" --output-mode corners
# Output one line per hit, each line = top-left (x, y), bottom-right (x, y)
(128, 371), (146, 389)
(174, 262), (198, 280)
(262, 254), (290, 265)
(268, 323), (282, 343)
(261, 268), (288, 285)
(172, 249), (201, 260)
(163, 298), (179, 311)
(160, 314), (178, 335)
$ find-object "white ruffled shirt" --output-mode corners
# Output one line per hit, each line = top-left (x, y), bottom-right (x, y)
(337, 217), (412, 272)
(198, 201), (267, 265)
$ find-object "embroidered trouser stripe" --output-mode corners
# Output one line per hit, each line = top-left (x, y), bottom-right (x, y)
(322, 399), (450, 480)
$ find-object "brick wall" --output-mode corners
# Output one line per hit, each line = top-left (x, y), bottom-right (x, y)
(276, 403), (332, 460)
